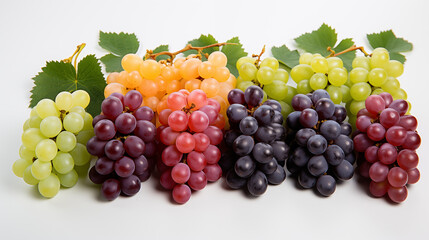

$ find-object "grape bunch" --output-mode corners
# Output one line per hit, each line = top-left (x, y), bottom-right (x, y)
(235, 56), (294, 120)
(157, 89), (224, 204)
(353, 93), (420, 203)
(104, 51), (236, 127)
(221, 85), (288, 196)
(87, 90), (156, 200)
(347, 48), (410, 124)
(13, 90), (94, 198)
(285, 89), (354, 196)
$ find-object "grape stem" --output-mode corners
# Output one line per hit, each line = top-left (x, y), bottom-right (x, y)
(327, 45), (370, 57)
(146, 42), (237, 61)
(252, 45), (266, 67)
(62, 43), (86, 69)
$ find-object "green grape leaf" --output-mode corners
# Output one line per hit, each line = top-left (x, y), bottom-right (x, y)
(99, 31), (140, 72)
(184, 34), (219, 60)
(271, 45), (300, 70)
(332, 38), (355, 71)
(294, 23), (338, 56)
(30, 55), (106, 117)
(221, 37), (247, 77)
(367, 30), (413, 63)
(152, 45), (170, 61)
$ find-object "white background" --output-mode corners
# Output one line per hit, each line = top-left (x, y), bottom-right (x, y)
(1, 0), (428, 239)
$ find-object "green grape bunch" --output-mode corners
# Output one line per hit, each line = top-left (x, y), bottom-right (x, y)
(13, 90), (94, 198)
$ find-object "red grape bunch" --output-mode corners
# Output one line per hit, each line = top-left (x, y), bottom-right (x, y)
(157, 89), (224, 204)
(354, 93), (421, 203)
(87, 90), (157, 200)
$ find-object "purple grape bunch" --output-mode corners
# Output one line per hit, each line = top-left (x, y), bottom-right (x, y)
(286, 89), (354, 196)
(220, 86), (288, 197)
(86, 90), (156, 200)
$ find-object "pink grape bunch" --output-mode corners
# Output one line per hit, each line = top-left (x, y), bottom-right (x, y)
(157, 89), (224, 204)
(86, 90), (157, 200)
(353, 93), (421, 203)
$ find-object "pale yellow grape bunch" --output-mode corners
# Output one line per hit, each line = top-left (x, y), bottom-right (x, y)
(13, 90), (94, 198)
(290, 53), (350, 105)
(348, 47), (409, 120)
(103, 50), (236, 128)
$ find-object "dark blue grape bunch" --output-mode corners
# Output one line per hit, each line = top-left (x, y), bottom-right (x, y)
(286, 89), (355, 197)
(220, 86), (289, 197)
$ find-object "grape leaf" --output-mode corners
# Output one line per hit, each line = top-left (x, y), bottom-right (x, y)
(294, 24), (355, 70)
(221, 37), (247, 77)
(367, 30), (413, 63)
(183, 34), (219, 60)
(152, 45), (170, 61)
(30, 55), (106, 117)
(271, 45), (300, 70)
(99, 31), (140, 72)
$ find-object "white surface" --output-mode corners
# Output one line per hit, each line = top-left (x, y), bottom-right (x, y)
(1, 0), (429, 239)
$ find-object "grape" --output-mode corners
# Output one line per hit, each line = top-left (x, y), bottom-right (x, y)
(334, 160), (354, 180)
(298, 170), (317, 189)
(95, 157), (115, 175)
(35, 139), (57, 162)
(31, 159), (52, 180)
(389, 99), (408, 115)
(133, 106), (154, 121)
(379, 108), (400, 128)
(102, 97), (123, 120)
(311, 56), (329, 73)
(101, 179), (121, 201)
(295, 128), (316, 146)
(387, 167), (408, 188)
(264, 80), (288, 101)
(307, 155), (328, 177)
(57, 170), (78, 188)
(244, 85), (264, 107)
(22, 128), (46, 151)
(316, 175), (336, 197)
(398, 115), (417, 131)
(176, 132), (195, 153)
(188, 171), (207, 191)
(105, 139), (125, 161)
(314, 98), (335, 119)
(12, 158), (33, 178)
(350, 82), (371, 101)
(124, 136), (145, 158)
(39, 116), (62, 138)
(233, 135), (254, 156)
(385, 126), (407, 146)
(397, 149), (418, 170)
(188, 111), (209, 133)
(324, 145), (345, 166)
(172, 184), (191, 204)
(369, 180), (388, 197)
(307, 135), (327, 155)
(86, 136), (107, 157)
(239, 116), (258, 135)
(366, 123), (386, 141)
(247, 171), (268, 196)
(114, 156), (135, 178)
(38, 173), (60, 198)
(328, 68), (347, 86)
(203, 145), (221, 164)
(193, 133), (210, 152)
(228, 89), (246, 105)
(235, 155), (256, 178)
(387, 186), (407, 203)
(199, 105), (217, 124)
(239, 62), (257, 81)
(309, 73), (328, 90)
(257, 67), (275, 84)
(402, 131), (421, 150)
(134, 120), (156, 142)
(319, 120), (341, 141)
(407, 168), (420, 184)
(52, 152), (74, 174)
(378, 143), (397, 165)
(254, 126), (276, 143)
(115, 113), (136, 134)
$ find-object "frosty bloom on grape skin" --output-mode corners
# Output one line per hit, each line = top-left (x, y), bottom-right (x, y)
(87, 90), (156, 201)
(13, 90), (94, 198)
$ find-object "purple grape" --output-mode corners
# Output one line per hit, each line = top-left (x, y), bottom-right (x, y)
(227, 89), (245, 105)
(124, 136), (145, 158)
(226, 170), (247, 189)
(254, 126), (276, 144)
(292, 94), (312, 111)
(298, 169), (316, 188)
(311, 89), (330, 104)
(247, 170), (268, 196)
(307, 155), (328, 177)
(286, 111), (302, 130)
(224, 130), (241, 146)
(263, 100), (282, 113)
(307, 134), (327, 155)
(299, 108), (318, 128)
(105, 139), (125, 161)
(89, 166), (109, 184)
(143, 141), (157, 158)
(239, 116), (258, 135)
(253, 105), (275, 125)
(324, 145), (345, 166)
(320, 120), (341, 141)
(114, 156), (135, 178)
(233, 135), (254, 156)
(266, 164), (286, 185)
(244, 85), (264, 107)
(234, 155), (256, 178)
(94, 119), (116, 141)
(252, 143), (273, 164)
(101, 179), (121, 200)
(330, 105), (347, 123)
(134, 155), (149, 175)
(115, 113), (137, 134)
(124, 90), (143, 111)
(137, 171), (151, 182)
(314, 98), (335, 120)
(86, 136), (107, 157)
(334, 160), (354, 180)
(92, 114), (107, 127)
(95, 157), (115, 175)
(389, 99), (408, 116)
(316, 175), (336, 196)
(227, 104), (248, 124)
(134, 120), (156, 142)
(295, 128), (316, 147)
(101, 97), (123, 120)
(334, 135), (354, 155)
(133, 106), (154, 121)
(120, 175), (141, 196)
(110, 92), (124, 104)
(258, 158), (277, 175)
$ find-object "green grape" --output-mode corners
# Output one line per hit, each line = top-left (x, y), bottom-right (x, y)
(38, 173), (60, 198)
(352, 56), (370, 70)
(76, 130), (94, 145)
(74, 162), (90, 176)
(279, 100), (293, 119)
(239, 62), (257, 81)
(385, 60), (404, 78)
(273, 69), (289, 83)
(392, 88), (407, 100)
(237, 81), (254, 92)
(69, 106), (86, 118)
(71, 90), (90, 109)
(82, 113), (93, 131)
(326, 85), (343, 104)
(350, 82), (372, 101)
(370, 48), (389, 69)
(35, 139), (58, 162)
(283, 86), (297, 105)
(260, 57), (279, 70)
(311, 56), (329, 73)
(350, 100), (366, 115)
(22, 128), (46, 151)
(257, 67), (275, 84)
(309, 73), (328, 90)
(19, 145), (35, 161)
(236, 57), (256, 70)
(262, 90), (268, 103)
(327, 57), (343, 71)
(296, 79), (312, 94)
(368, 68), (388, 87)
(40, 116), (62, 138)
(328, 68), (348, 86)
(70, 143), (91, 166)
(30, 108), (39, 117)
(381, 77), (400, 93)
(313, 53), (322, 58)
(36, 99), (60, 119)
(263, 80), (288, 101)
(53, 152), (74, 174)
(29, 115), (42, 128)
(236, 76), (244, 84)
(63, 112), (84, 134)
(299, 53), (313, 65)
(23, 165), (39, 185)
(371, 88), (384, 95)
(56, 131), (77, 152)
(57, 169), (78, 188)
(349, 67), (369, 84)
(290, 64), (313, 83)
(12, 158), (33, 178)
(31, 159), (52, 180)
(23, 119), (30, 131)
(340, 85), (352, 103)
(55, 91), (73, 111)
